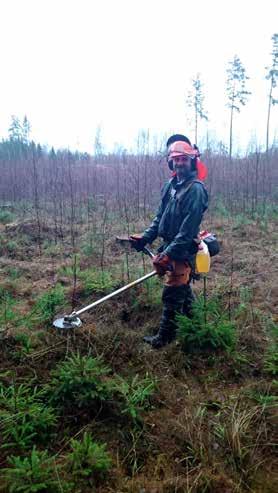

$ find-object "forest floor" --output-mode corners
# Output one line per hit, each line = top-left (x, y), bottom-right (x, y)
(0, 210), (277, 493)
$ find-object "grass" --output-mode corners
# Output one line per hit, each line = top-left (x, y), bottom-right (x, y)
(0, 291), (18, 328)
(113, 373), (155, 421)
(264, 343), (278, 376)
(31, 284), (66, 325)
(3, 267), (23, 280)
(213, 400), (268, 486)
(0, 211), (276, 493)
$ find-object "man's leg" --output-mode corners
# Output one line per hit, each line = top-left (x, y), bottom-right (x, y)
(143, 285), (187, 349)
(182, 284), (196, 319)
(143, 260), (192, 349)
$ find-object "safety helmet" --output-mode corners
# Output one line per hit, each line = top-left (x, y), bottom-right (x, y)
(166, 135), (192, 172)
(168, 141), (199, 161)
(166, 139), (208, 181)
(166, 134), (191, 148)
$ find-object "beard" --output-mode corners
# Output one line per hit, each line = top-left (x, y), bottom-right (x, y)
(175, 165), (192, 181)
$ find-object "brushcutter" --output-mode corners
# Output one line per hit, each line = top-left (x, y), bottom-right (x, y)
(53, 244), (157, 330)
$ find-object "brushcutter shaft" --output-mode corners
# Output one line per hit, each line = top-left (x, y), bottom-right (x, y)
(72, 270), (157, 318)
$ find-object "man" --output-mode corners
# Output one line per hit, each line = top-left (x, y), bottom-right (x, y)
(129, 134), (208, 349)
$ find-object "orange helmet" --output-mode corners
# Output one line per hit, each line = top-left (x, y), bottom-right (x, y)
(167, 140), (208, 181)
(168, 141), (199, 161)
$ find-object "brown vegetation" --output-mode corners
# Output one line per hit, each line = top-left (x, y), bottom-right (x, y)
(0, 194), (277, 492)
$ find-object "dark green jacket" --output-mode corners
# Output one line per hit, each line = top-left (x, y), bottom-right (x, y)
(142, 172), (208, 261)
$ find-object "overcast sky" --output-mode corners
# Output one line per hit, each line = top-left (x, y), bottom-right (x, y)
(0, 0), (277, 153)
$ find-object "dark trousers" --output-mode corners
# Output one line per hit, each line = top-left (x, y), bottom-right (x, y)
(158, 284), (195, 341)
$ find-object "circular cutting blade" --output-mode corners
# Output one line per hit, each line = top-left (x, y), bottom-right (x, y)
(53, 317), (82, 330)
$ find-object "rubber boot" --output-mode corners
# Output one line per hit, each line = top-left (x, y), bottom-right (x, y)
(143, 333), (168, 349)
(182, 285), (196, 319)
(143, 285), (187, 349)
(143, 306), (178, 349)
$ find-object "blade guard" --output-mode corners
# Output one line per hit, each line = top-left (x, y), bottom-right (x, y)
(53, 314), (82, 330)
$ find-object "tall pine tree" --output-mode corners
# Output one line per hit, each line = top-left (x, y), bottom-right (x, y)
(226, 55), (251, 158)
(265, 33), (278, 153)
(186, 73), (208, 145)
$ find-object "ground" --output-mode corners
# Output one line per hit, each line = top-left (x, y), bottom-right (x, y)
(0, 212), (277, 492)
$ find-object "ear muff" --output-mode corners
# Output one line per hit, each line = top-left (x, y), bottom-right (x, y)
(196, 159), (208, 180)
(166, 136), (199, 173)
(191, 157), (197, 171)
(168, 159), (174, 171)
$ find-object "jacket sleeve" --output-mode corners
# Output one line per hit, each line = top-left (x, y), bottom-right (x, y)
(164, 183), (208, 261)
(142, 182), (170, 244)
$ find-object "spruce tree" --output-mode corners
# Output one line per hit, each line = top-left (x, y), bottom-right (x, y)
(8, 115), (22, 141)
(22, 115), (31, 144)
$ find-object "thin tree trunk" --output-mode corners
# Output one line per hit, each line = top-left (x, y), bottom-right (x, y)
(229, 105), (234, 160)
(195, 105), (198, 145)
(266, 80), (273, 153)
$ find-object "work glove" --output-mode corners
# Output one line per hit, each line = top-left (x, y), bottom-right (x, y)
(152, 253), (172, 276)
(129, 234), (148, 253)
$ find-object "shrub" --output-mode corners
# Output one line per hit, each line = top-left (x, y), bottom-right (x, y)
(3, 447), (71, 493)
(0, 384), (57, 450)
(80, 268), (118, 295)
(232, 214), (253, 231)
(81, 233), (98, 256)
(67, 432), (111, 481)
(177, 296), (236, 352)
(6, 240), (19, 256)
(214, 199), (229, 217)
(0, 210), (16, 224)
(49, 353), (111, 409)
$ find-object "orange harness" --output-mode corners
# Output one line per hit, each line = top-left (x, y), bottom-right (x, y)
(164, 261), (191, 287)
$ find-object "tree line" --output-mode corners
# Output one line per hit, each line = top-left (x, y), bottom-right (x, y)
(0, 124), (277, 227)
(186, 33), (278, 157)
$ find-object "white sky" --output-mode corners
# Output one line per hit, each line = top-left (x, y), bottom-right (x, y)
(0, 0), (277, 153)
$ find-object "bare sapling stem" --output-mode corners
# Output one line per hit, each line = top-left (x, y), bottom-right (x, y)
(71, 253), (78, 312)
(203, 276), (207, 325)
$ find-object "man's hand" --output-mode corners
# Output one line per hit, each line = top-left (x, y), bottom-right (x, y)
(152, 253), (172, 276)
(129, 234), (147, 252)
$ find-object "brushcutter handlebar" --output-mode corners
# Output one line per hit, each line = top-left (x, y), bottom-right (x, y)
(142, 246), (155, 258)
(116, 236), (155, 258)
